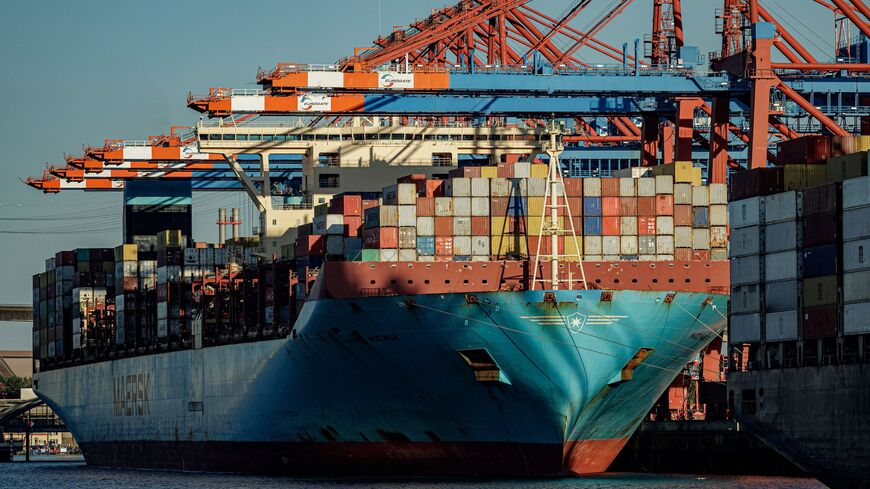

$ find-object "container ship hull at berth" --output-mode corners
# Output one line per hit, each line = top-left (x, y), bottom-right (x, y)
(34, 260), (728, 476)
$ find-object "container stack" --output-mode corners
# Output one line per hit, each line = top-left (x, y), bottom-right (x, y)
(114, 244), (138, 346)
(155, 230), (184, 342)
(843, 176), (870, 336)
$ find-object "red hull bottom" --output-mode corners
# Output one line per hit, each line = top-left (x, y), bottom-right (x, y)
(80, 439), (628, 476)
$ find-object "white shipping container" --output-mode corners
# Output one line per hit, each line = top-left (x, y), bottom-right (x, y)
(379, 249), (399, 262)
(453, 197), (471, 216)
(765, 310), (799, 341)
(655, 175), (674, 195)
(639, 254), (657, 261)
(843, 175), (870, 210)
(453, 236), (472, 255)
(620, 236), (639, 255)
(691, 185), (709, 207)
(729, 197), (764, 229)
(844, 238), (870, 272)
(656, 235), (675, 255)
(731, 284), (762, 314)
(584, 236), (603, 255)
(397, 183), (417, 205)
(766, 221), (799, 252)
(471, 197), (490, 216)
(434, 197), (453, 216)
(656, 216), (674, 235)
(398, 249), (417, 261)
(765, 251), (800, 282)
(844, 302), (870, 335)
(730, 313), (762, 342)
(584, 255), (604, 261)
(731, 255), (762, 285)
(380, 205), (399, 226)
(843, 207), (870, 241)
(528, 178), (547, 197)
(620, 217), (637, 235)
(765, 280), (800, 312)
(583, 177), (601, 197)
(730, 226), (762, 257)
(603, 254), (620, 261)
(637, 177), (656, 197)
(674, 226), (692, 248)
(471, 178), (490, 197)
(453, 217), (472, 236)
(73, 333), (81, 350)
(418, 255), (435, 262)
(398, 205), (416, 227)
(709, 183), (728, 204)
(693, 228), (711, 250)
(471, 236), (490, 256)
(603, 236), (620, 255)
(844, 270), (870, 303)
(490, 178), (510, 197)
(416, 217), (435, 236)
(619, 177), (636, 197)
(449, 178), (471, 197)
(764, 191), (800, 223)
(709, 205), (728, 226)
(513, 162), (531, 178)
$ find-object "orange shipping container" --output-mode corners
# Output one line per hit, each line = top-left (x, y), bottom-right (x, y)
(490, 197), (509, 216)
(638, 216), (656, 235)
(637, 196), (656, 216)
(674, 204), (692, 226)
(620, 197), (638, 216)
(564, 178), (583, 197)
(601, 178), (620, 196)
(602, 197), (621, 216)
(528, 235), (565, 255)
(471, 216), (490, 235)
(675, 248), (693, 261)
(344, 216), (362, 237)
(434, 216), (453, 235)
(362, 199), (379, 211)
(426, 180), (445, 198)
(656, 194), (674, 215)
(602, 216), (621, 235)
(435, 236), (453, 256)
(416, 197), (435, 217)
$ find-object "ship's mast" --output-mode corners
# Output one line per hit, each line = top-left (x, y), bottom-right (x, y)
(532, 121), (587, 291)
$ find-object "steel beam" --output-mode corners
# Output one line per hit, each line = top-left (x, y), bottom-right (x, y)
(709, 95), (731, 183)
(0, 305), (32, 322)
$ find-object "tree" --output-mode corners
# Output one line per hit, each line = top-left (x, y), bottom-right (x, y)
(0, 375), (32, 399)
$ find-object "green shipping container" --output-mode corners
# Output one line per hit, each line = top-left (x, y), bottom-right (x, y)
(360, 249), (380, 262)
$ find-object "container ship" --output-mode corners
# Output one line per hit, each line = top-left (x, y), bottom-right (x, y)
(728, 136), (870, 489)
(30, 132), (730, 475)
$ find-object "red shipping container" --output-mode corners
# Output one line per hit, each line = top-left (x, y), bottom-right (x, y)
(655, 194), (674, 215)
(398, 173), (427, 184)
(490, 197), (509, 216)
(435, 216), (454, 235)
(601, 178), (620, 196)
(638, 216), (656, 235)
(503, 154), (521, 164)
(566, 197), (582, 217)
(471, 216), (490, 235)
(529, 235), (564, 255)
(363, 227), (398, 249)
(803, 306), (839, 339)
(416, 197), (435, 217)
(567, 216), (582, 234)
(497, 163), (513, 178)
(563, 178), (583, 197)
(602, 197), (621, 216)
(329, 194), (362, 216)
(435, 236), (454, 255)
(637, 196), (656, 216)
(425, 179), (445, 198)
(295, 235), (325, 257)
(674, 205), (693, 226)
(776, 135), (830, 165)
(344, 216), (362, 237)
(619, 197), (638, 216)
(675, 248), (693, 261)
(450, 167), (481, 178)
(729, 167), (784, 200)
(362, 199), (379, 211)
(692, 250), (711, 261)
(602, 216), (621, 235)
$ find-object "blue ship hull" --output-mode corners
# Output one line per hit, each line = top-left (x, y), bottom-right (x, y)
(33, 288), (726, 475)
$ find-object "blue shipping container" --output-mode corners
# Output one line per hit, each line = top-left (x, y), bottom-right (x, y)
(584, 197), (602, 216)
(416, 236), (435, 256)
(454, 255), (472, 262)
(507, 195), (527, 216)
(584, 217), (602, 236)
(803, 244), (838, 278)
(363, 207), (380, 229)
(692, 207), (709, 228)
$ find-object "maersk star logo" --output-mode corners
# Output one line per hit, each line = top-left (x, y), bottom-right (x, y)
(566, 312), (587, 333)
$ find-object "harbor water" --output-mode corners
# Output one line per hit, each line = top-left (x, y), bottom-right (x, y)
(1, 458), (825, 488)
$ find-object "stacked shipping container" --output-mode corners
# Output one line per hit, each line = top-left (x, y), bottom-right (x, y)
(843, 176), (870, 336)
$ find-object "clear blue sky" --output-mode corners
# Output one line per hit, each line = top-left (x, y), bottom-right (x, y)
(0, 1), (834, 350)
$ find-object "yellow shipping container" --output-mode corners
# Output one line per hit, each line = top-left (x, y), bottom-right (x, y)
(564, 235), (583, 261)
(157, 230), (183, 248)
(784, 164), (828, 190)
(491, 234), (528, 256)
(527, 197), (546, 217)
(803, 276), (839, 307)
(826, 151), (868, 183)
(114, 244), (138, 262)
(480, 166), (498, 179)
(527, 216), (565, 234)
(648, 161), (695, 183)
(690, 167), (703, 186)
(831, 135), (870, 156)
(530, 164), (549, 178)
(490, 216), (528, 235)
